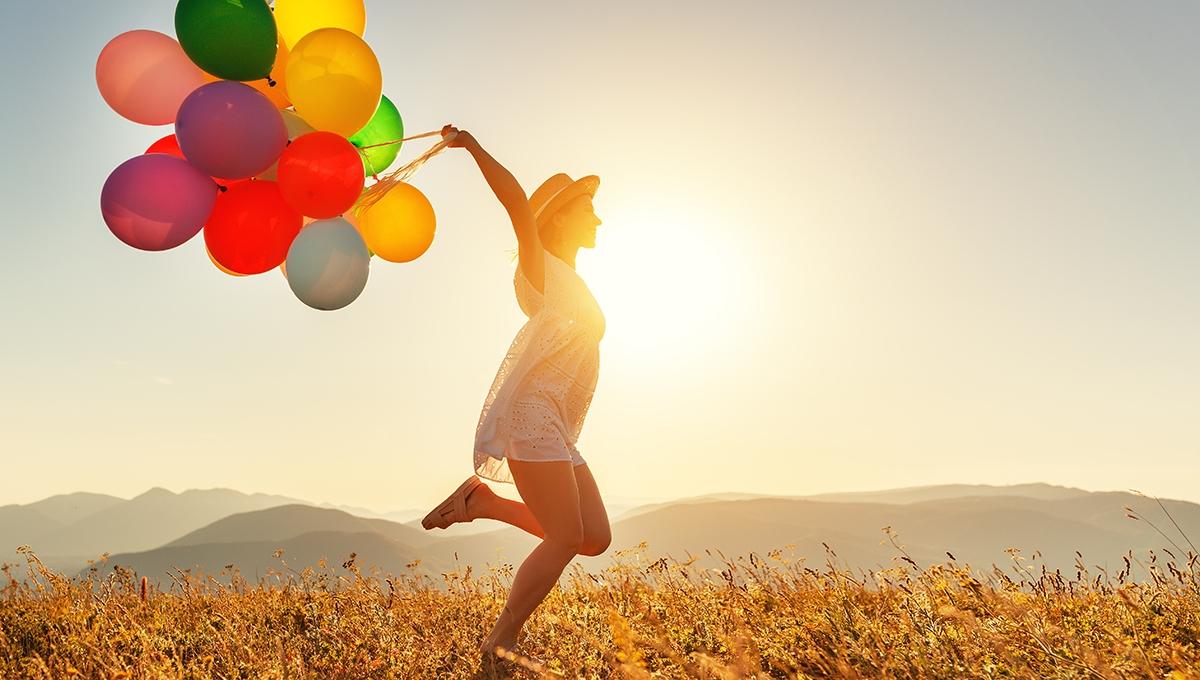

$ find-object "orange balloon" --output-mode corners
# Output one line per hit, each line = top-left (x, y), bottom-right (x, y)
(207, 244), (247, 277)
(356, 182), (435, 263)
(201, 34), (290, 108)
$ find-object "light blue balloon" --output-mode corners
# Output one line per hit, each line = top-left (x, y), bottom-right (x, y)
(285, 218), (370, 311)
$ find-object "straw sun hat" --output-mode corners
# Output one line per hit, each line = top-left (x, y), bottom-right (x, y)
(529, 173), (600, 226)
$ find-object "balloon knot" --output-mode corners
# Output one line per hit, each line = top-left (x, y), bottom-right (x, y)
(218, 184), (228, 193)
(267, 78), (277, 88)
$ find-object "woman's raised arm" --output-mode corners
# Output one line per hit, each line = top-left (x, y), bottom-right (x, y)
(442, 125), (544, 292)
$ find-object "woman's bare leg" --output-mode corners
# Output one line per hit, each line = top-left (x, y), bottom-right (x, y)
(465, 463), (610, 553)
(478, 459), (583, 655)
(572, 463), (612, 556)
(464, 482), (545, 539)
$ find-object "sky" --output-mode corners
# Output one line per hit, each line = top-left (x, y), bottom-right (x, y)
(1, 1), (1197, 512)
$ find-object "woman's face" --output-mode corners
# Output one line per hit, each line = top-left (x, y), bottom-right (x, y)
(551, 194), (602, 249)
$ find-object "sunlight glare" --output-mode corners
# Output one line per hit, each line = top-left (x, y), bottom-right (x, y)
(581, 202), (747, 373)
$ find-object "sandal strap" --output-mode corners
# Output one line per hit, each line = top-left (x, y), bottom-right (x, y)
(453, 476), (479, 524)
(454, 485), (468, 522)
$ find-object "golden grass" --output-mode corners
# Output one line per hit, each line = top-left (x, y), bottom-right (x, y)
(2, 521), (1198, 678)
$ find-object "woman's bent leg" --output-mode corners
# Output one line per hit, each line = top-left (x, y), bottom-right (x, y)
(467, 483), (546, 539)
(572, 463), (612, 557)
(479, 458), (582, 653)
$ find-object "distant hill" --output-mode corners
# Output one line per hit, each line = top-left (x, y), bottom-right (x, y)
(17, 491), (126, 525)
(4, 482), (1191, 585)
(93, 531), (439, 585)
(0, 506), (64, 558)
(1, 491), (127, 566)
(599, 491), (1198, 578)
(799, 482), (1092, 505)
(165, 504), (435, 550)
(313, 502), (428, 525)
(85, 504), (513, 585)
(76, 485), (1200, 587)
(612, 482), (1092, 521)
(3, 488), (307, 573)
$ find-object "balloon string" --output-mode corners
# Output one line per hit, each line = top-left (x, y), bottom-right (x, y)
(357, 129), (444, 151)
(355, 130), (457, 213)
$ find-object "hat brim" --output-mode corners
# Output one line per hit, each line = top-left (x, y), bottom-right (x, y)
(533, 175), (600, 224)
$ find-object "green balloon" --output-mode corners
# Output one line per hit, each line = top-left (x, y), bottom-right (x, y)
(349, 95), (404, 177)
(175, 0), (277, 82)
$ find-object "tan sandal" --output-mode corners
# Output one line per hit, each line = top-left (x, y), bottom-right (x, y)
(421, 475), (483, 530)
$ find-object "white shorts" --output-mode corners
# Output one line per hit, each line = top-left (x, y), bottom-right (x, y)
(505, 394), (587, 466)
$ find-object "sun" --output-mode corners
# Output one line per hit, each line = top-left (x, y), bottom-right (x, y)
(579, 203), (746, 374)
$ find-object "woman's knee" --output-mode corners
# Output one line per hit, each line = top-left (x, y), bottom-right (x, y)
(506, 459), (589, 553)
(578, 528), (611, 557)
(545, 524), (585, 553)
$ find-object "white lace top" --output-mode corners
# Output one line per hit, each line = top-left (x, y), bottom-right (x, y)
(474, 249), (606, 483)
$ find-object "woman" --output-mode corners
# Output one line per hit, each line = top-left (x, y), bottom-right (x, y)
(420, 124), (612, 659)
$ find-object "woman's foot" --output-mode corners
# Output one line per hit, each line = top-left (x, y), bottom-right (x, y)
(421, 476), (496, 530)
(477, 605), (520, 657)
(464, 482), (498, 521)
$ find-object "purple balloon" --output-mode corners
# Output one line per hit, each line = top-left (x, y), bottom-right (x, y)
(175, 81), (287, 179)
(101, 154), (218, 251)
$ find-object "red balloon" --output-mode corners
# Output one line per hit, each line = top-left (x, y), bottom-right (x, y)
(277, 131), (365, 218)
(145, 134), (182, 155)
(146, 134), (245, 189)
(204, 181), (304, 275)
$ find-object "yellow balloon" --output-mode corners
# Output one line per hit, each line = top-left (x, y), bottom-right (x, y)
(356, 183), (435, 263)
(286, 28), (381, 137)
(273, 0), (365, 51)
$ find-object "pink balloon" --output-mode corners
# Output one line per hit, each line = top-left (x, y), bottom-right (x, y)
(96, 30), (208, 126)
(175, 81), (288, 179)
(101, 154), (218, 251)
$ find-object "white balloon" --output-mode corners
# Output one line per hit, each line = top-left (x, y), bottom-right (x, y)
(285, 218), (370, 310)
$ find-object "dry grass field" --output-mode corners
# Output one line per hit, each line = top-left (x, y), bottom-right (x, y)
(2, 526), (1198, 679)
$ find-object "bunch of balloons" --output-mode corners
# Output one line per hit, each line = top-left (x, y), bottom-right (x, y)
(97, 0), (438, 311)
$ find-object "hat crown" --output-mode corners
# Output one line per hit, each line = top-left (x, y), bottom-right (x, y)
(528, 173), (600, 226)
(529, 173), (575, 217)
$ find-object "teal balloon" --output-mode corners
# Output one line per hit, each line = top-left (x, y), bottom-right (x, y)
(285, 218), (370, 311)
(175, 0), (277, 81)
(348, 95), (404, 176)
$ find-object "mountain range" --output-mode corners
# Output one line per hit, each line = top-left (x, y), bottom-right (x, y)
(2, 483), (1195, 587)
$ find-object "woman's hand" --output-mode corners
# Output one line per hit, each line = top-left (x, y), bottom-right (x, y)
(441, 124), (477, 150)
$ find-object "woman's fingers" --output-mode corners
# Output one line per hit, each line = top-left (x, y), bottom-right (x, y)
(442, 125), (469, 148)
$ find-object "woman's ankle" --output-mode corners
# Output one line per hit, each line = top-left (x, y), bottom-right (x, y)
(464, 482), (495, 521)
